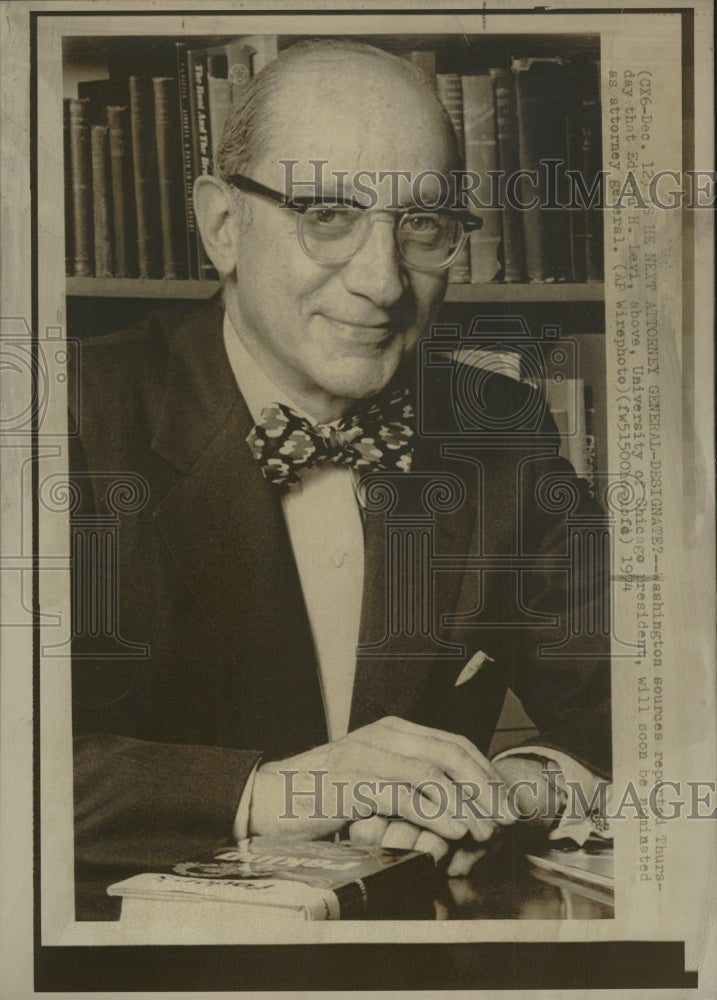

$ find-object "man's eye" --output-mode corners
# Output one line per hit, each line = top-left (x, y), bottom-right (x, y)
(311, 206), (351, 225)
(405, 214), (441, 233)
(304, 206), (357, 240)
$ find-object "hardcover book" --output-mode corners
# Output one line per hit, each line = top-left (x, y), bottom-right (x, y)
(462, 73), (501, 283)
(490, 67), (525, 282)
(128, 75), (162, 278)
(107, 836), (436, 923)
(513, 57), (572, 282)
(68, 97), (94, 276)
(106, 104), (138, 277)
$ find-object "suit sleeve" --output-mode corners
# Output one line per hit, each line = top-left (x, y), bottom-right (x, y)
(494, 386), (612, 779)
(68, 429), (262, 874)
(74, 734), (261, 870)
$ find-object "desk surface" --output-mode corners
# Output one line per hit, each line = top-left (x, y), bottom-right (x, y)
(77, 835), (613, 923)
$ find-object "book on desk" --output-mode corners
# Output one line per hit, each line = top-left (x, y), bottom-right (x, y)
(107, 835), (437, 924)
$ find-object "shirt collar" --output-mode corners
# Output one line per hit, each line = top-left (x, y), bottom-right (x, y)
(223, 311), (318, 427)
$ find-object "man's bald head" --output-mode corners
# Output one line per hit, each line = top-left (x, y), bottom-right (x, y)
(216, 39), (460, 183)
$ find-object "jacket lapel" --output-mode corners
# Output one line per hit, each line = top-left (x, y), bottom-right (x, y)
(149, 299), (327, 752)
(349, 438), (479, 730)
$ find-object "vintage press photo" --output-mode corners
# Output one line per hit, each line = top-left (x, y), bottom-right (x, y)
(0, 0), (714, 996)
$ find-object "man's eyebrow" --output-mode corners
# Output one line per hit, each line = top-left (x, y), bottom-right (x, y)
(289, 188), (365, 207)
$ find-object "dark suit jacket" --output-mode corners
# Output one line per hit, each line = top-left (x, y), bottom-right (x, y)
(70, 295), (611, 877)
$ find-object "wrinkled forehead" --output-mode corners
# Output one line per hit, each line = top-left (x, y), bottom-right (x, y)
(252, 54), (454, 207)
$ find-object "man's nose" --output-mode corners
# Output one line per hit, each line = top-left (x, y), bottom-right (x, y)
(340, 216), (406, 308)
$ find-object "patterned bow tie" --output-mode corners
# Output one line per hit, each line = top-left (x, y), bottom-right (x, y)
(246, 386), (415, 486)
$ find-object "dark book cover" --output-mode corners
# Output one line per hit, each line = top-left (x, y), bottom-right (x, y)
(574, 59), (603, 282)
(152, 76), (188, 279)
(77, 77), (129, 124)
(129, 75), (162, 278)
(462, 74), (501, 283)
(68, 98), (94, 277)
(490, 67), (525, 283)
(107, 836), (436, 921)
(187, 48), (217, 279)
(566, 94), (588, 284)
(566, 60), (604, 283)
(225, 40), (254, 105)
(513, 58), (572, 282)
(436, 72), (465, 159)
(207, 53), (231, 169)
(106, 105), (138, 278)
(175, 42), (199, 279)
(90, 124), (113, 277)
(436, 73), (470, 283)
(63, 98), (74, 275)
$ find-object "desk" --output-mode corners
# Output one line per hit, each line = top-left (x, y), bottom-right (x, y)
(77, 834), (613, 922)
(433, 848), (613, 920)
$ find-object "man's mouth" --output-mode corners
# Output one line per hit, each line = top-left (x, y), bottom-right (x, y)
(321, 315), (396, 343)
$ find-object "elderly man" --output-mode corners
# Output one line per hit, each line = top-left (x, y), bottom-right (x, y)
(71, 39), (610, 893)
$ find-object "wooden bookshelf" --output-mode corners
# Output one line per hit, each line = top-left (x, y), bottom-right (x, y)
(66, 276), (605, 303)
(66, 277), (219, 299)
(445, 283), (605, 304)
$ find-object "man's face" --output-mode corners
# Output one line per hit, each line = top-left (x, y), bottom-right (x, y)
(223, 55), (453, 418)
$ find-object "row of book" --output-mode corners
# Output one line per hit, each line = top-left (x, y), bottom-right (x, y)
(439, 58), (604, 285)
(64, 40), (603, 285)
(64, 36), (277, 280)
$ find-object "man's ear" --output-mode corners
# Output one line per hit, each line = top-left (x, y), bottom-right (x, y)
(193, 175), (239, 278)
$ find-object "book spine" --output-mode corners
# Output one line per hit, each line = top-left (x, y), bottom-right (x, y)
(335, 853), (436, 919)
(225, 41), (253, 105)
(175, 43), (199, 279)
(63, 99), (74, 275)
(584, 391), (598, 499)
(436, 73), (464, 159)
(566, 94), (588, 284)
(490, 68), (525, 283)
(188, 50), (216, 278)
(91, 124), (113, 277)
(462, 74), (501, 283)
(206, 56), (232, 170)
(436, 74), (470, 283)
(69, 98), (94, 277)
(513, 59), (571, 283)
(193, 54), (212, 180)
(129, 75), (162, 278)
(242, 35), (279, 76)
(152, 76), (188, 279)
(106, 105), (138, 278)
(583, 61), (604, 282)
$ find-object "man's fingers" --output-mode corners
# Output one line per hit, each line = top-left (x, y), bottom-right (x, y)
(379, 820), (449, 865)
(348, 815), (388, 846)
(355, 780), (466, 841)
(446, 846), (488, 877)
(380, 820), (421, 851)
(413, 829), (451, 864)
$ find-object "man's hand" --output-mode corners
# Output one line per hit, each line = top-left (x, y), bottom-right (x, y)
(249, 716), (514, 843)
(346, 755), (567, 876)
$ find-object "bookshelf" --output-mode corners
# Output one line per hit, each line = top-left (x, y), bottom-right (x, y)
(66, 276), (605, 303)
(63, 31), (604, 292)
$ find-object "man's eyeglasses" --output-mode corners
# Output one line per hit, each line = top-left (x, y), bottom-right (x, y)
(226, 173), (483, 272)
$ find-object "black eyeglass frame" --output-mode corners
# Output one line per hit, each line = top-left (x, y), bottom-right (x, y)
(225, 172), (483, 271)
